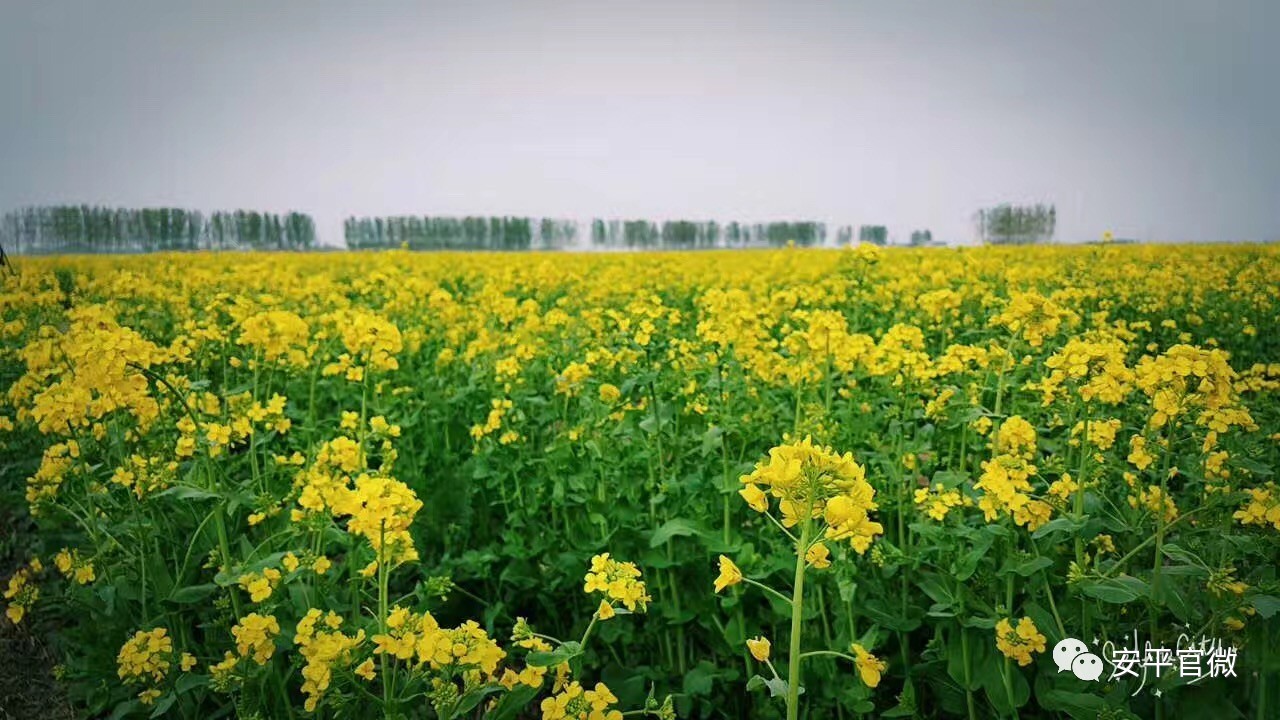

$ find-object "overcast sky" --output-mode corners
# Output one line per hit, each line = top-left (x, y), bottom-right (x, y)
(2, 0), (1277, 246)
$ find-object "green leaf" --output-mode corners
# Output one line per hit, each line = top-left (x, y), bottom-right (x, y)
(1160, 543), (1206, 568)
(1031, 516), (1086, 540)
(649, 518), (702, 548)
(108, 700), (142, 720)
(954, 532), (995, 581)
(864, 601), (922, 632)
(154, 485), (221, 502)
(747, 674), (796, 699)
(763, 676), (792, 698)
(1037, 688), (1106, 718)
(981, 660), (1029, 713)
(1250, 594), (1280, 619)
(682, 661), (717, 697)
(166, 583), (218, 605)
(1234, 456), (1273, 477)
(700, 426), (724, 456)
(148, 693), (176, 718)
(946, 629), (986, 691)
(1079, 576), (1149, 604)
(450, 685), (503, 718)
(1159, 583), (1193, 623)
(486, 684), (540, 720)
(1008, 556), (1053, 577)
(931, 469), (969, 488)
(174, 673), (209, 694)
(919, 577), (956, 607)
(1159, 565), (1207, 578)
(526, 641), (583, 667)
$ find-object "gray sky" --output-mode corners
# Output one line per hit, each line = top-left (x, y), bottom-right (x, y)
(2, 0), (1277, 246)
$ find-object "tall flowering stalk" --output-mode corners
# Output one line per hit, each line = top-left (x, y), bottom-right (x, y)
(717, 436), (885, 720)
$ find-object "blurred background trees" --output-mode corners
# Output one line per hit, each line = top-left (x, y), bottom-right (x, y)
(975, 203), (1057, 244)
(0, 206), (316, 253)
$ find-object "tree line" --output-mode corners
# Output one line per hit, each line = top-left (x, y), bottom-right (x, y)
(344, 217), (872, 250)
(0, 203), (1061, 254)
(0, 206), (317, 254)
(341, 218), (958, 250)
(589, 219), (832, 249)
(343, 216), (581, 251)
(975, 203), (1056, 245)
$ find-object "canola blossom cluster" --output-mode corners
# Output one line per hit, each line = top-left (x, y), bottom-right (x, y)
(994, 617), (1048, 667)
(1, 244), (1278, 719)
(739, 435), (884, 552)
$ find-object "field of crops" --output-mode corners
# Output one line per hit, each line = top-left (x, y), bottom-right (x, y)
(2, 244), (1279, 719)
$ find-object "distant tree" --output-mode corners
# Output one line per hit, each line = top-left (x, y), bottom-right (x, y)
(284, 213), (315, 249)
(976, 203), (1056, 244)
(909, 229), (933, 246)
(858, 225), (888, 245)
(724, 222), (742, 247)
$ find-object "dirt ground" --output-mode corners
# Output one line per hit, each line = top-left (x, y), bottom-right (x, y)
(0, 618), (74, 720)
(0, 487), (74, 720)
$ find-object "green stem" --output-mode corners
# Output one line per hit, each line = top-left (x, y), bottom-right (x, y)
(1074, 403), (1090, 638)
(1101, 508), (1202, 578)
(961, 627), (976, 720)
(212, 500), (242, 619)
(743, 577), (794, 607)
(1151, 429), (1174, 616)
(785, 518), (812, 720)
(1258, 630), (1268, 720)
(823, 330), (834, 418)
(798, 650), (855, 662)
(1151, 428), (1173, 720)
(763, 511), (800, 543)
(579, 614), (599, 647)
(133, 503), (148, 620)
(1004, 572), (1019, 719)
(378, 521), (391, 718)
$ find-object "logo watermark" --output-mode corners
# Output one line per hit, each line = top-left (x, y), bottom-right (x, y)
(1049, 631), (1237, 695)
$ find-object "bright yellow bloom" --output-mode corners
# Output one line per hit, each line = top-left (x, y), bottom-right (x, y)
(1129, 484), (1179, 523)
(231, 613), (280, 665)
(746, 636), (771, 662)
(913, 483), (964, 521)
(805, 542), (832, 569)
(4, 564), (38, 625)
(354, 658), (377, 680)
(994, 617), (1046, 667)
(237, 568), (282, 603)
(117, 628), (172, 683)
(598, 383), (621, 403)
(1234, 484), (1280, 531)
(369, 415), (400, 437)
(583, 554), (650, 611)
(738, 483), (768, 513)
(539, 681), (624, 720)
(742, 436), (883, 553)
(850, 643), (886, 687)
(713, 555), (742, 593)
(596, 600), (615, 620)
(295, 609), (366, 710)
(238, 310), (310, 368)
(1128, 435), (1155, 471)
